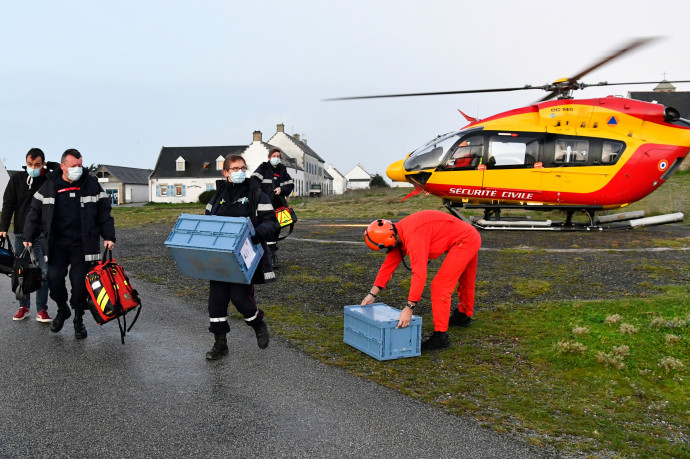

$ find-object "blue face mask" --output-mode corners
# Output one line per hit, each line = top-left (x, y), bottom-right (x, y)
(26, 166), (42, 178)
(230, 170), (246, 184)
(67, 167), (82, 182)
(270, 157), (281, 166)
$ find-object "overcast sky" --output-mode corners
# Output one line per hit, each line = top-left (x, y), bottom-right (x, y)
(2, 0), (689, 179)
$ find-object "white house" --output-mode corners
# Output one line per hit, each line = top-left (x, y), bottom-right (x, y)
(94, 165), (152, 204)
(149, 145), (246, 203)
(266, 124), (327, 197)
(242, 130), (303, 197)
(345, 163), (373, 190)
(326, 164), (347, 194)
(0, 159), (9, 209)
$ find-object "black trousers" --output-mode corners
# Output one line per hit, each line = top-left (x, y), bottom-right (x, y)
(208, 281), (261, 334)
(48, 244), (90, 311)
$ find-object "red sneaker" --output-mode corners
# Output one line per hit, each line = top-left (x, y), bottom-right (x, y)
(36, 309), (52, 323)
(13, 306), (30, 321)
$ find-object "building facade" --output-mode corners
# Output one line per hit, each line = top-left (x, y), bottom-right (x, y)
(94, 165), (152, 204)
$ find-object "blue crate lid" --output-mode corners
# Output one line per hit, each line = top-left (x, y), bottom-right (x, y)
(344, 303), (421, 326)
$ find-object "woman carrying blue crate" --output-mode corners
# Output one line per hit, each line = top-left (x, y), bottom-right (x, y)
(203, 154), (280, 360)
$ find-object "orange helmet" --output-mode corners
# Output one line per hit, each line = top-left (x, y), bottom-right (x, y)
(364, 219), (397, 251)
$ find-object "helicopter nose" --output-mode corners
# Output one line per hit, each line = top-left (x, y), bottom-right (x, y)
(386, 159), (408, 182)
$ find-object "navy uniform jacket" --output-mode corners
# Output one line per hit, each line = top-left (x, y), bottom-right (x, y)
(205, 178), (279, 284)
(23, 167), (116, 263)
(251, 161), (294, 208)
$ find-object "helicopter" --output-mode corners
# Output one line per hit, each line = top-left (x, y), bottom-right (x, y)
(329, 38), (690, 230)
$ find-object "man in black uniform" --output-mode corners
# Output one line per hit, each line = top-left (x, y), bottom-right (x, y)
(204, 154), (279, 360)
(251, 147), (294, 268)
(23, 149), (116, 340)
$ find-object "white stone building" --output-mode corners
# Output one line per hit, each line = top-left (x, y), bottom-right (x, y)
(266, 124), (328, 197)
(326, 164), (348, 194)
(94, 165), (152, 204)
(344, 164), (373, 190)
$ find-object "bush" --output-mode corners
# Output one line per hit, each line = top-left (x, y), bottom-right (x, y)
(369, 174), (390, 188)
(198, 190), (215, 205)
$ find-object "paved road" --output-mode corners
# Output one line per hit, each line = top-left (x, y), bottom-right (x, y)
(0, 274), (560, 458)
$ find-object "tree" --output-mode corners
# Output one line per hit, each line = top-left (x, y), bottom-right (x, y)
(369, 174), (390, 188)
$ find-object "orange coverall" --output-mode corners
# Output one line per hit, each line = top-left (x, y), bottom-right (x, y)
(373, 210), (481, 332)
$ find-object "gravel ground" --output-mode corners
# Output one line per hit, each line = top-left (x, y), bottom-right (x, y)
(115, 219), (690, 319)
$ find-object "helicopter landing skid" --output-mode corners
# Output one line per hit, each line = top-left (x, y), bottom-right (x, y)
(444, 203), (684, 231)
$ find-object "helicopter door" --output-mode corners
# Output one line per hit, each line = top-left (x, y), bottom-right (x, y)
(482, 133), (544, 202)
(427, 135), (485, 198)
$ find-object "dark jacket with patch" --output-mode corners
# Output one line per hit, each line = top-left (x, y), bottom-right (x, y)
(0, 162), (59, 234)
(250, 162), (294, 209)
(205, 178), (279, 284)
(23, 167), (116, 263)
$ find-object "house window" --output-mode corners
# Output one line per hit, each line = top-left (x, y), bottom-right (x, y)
(175, 184), (185, 196)
(159, 184), (168, 196)
(176, 156), (186, 171)
(216, 155), (225, 170)
(206, 183), (214, 191)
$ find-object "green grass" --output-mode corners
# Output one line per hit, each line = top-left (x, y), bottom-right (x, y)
(111, 202), (203, 228)
(264, 285), (689, 458)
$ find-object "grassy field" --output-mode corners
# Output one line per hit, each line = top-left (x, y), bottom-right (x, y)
(4, 171), (689, 457)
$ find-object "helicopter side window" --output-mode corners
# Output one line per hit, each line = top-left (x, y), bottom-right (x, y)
(487, 135), (540, 168)
(443, 135), (484, 170)
(554, 139), (589, 165)
(601, 141), (624, 165)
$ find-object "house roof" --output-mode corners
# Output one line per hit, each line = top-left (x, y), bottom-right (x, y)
(326, 165), (346, 179)
(97, 165), (152, 184)
(628, 91), (690, 118)
(150, 146), (246, 179)
(285, 134), (325, 163)
(284, 157), (304, 172)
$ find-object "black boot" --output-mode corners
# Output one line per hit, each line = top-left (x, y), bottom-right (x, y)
(51, 303), (71, 333)
(206, 334), (229, 360)
(421, 331), (450, 351)
(449, 310), (473, 327)
(251, 318), (269, 349)
(74, 309), (87, 340)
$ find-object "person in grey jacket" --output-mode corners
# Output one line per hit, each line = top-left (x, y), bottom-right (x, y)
(0, 148), (57, 322)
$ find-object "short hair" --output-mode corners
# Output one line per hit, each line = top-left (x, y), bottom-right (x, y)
(26, 148), (45, 162)
(268, 148), (281, 157)
(223, 154), (246, 170)
(61, 148), (82, 163)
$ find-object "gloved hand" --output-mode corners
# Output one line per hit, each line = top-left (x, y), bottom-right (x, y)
(251, 234), (262, 245)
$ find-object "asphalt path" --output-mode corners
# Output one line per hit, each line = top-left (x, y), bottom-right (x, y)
(0, 274), (560, 459)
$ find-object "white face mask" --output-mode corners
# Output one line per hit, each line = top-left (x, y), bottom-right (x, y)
(270, 157), (281, 166)
(26, 166), (42, 178)
(67, 167), (82, 181)
(230, 170), (246, 184)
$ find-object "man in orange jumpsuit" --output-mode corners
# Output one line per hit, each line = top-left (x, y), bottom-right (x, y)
(361, 210), (481, 350)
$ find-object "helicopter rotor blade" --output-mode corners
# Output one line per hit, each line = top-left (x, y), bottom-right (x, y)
(567, 37), (659, 83)
(582, 79), (690, 88)
(324, 85), (542, 101)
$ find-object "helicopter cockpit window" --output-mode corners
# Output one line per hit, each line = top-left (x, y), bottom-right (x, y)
(443, 135), (484, 170)
(554, 139), (589, 165)
(487, 135), (540, 168)
(404, 132), (462, 172)
(601, 141), (623, 165)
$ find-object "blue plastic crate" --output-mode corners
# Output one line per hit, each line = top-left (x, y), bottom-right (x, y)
(164, 214), (264, 284)
(344, 304), (421, 360)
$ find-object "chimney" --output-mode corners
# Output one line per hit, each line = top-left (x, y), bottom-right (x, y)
(303, 138), (307, 145)
(294, 133), (301, 141)
(253, 130), (262, 142)
(277, 123), (284, 133)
